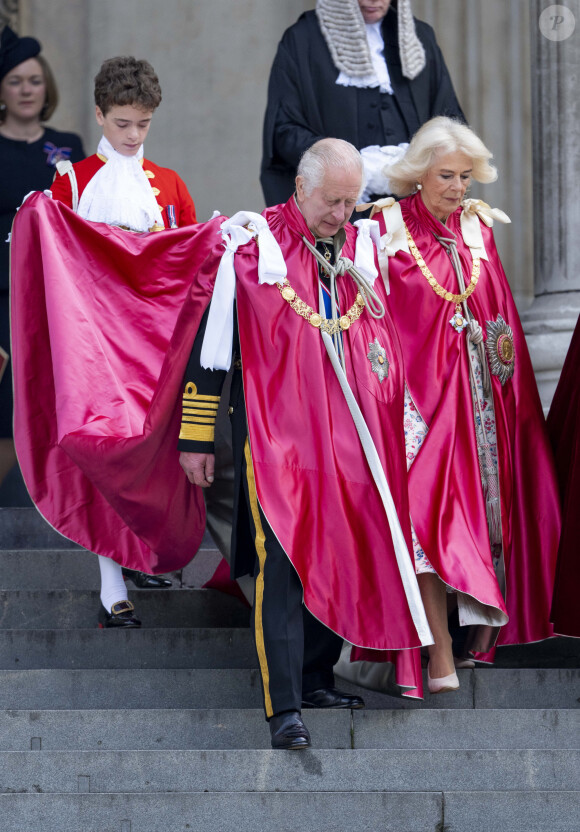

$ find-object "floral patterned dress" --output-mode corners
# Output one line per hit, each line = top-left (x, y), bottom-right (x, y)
(405, 337), (499, 575)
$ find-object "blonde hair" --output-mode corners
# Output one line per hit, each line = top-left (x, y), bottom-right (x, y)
(387, 117), (498, 196)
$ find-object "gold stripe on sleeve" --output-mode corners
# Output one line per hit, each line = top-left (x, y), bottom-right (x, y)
(182, 404), (219, 414)
(180, 383), (221, 442)
(178, 423), (215, 442)
(181, 415), (215, 424)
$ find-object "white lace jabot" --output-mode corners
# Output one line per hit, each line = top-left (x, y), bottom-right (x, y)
(76, 136), (164, 232)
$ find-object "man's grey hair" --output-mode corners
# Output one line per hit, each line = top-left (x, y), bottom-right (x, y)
(297, 138), (364, 197)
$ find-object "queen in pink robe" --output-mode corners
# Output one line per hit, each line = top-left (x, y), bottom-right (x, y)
(354, 117), (560, 692)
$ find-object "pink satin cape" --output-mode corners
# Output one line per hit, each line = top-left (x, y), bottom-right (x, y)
(10, 192), (224, 572)
(12, 193), (425, 692)
(231, 197), (426, 695)
(548, 314), (580, 638)
(372, 193), (560, 653)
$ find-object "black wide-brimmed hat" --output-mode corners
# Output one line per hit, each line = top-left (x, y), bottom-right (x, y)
(0, 25), (41, 82)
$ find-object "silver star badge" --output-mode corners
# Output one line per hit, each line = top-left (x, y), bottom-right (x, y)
(486, 315), (515, 385)
(367, 338), (389, 383)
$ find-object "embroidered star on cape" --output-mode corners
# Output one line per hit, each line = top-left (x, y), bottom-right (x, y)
(367, 338), (389, 383)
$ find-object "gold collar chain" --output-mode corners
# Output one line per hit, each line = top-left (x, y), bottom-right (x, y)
(276, 279), (365, 335)
(405, 226), (480, 306)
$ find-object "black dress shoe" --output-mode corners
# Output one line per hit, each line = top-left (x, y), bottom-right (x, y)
(97, 600), (141, 628)
(302, 686), (365, 709)
(269, 711), (311, 750)
(122, 568), (172, 589)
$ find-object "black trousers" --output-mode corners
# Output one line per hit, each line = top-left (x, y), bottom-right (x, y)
(241, 436), (343, 718)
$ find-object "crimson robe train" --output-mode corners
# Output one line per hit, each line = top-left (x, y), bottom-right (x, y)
(10, 192), (219, 573)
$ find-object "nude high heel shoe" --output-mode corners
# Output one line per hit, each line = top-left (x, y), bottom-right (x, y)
(427, 665), (460, 694)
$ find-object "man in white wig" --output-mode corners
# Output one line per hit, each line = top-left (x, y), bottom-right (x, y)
(179, 138), (431, 749)
(261, 0), (464, 206)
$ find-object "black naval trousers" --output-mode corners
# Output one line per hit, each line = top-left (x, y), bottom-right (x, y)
(180, 311), (344, 720)
(232, 374), (343, 719)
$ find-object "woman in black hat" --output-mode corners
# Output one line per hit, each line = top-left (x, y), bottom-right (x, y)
(0, 26), (84, 491)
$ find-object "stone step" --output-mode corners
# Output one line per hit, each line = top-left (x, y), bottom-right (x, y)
(0, 668), (577, 711)
(0, 549), (158, 587)
(0, 589), (250, 629)
(0, 507), (217, 550)
(0, 628), (257, 669)
(0, 709), (350, 751)
(0, 543), (220, 588)
(0, 791), (577, 832)
(353, 707), (580, 750)
(0, 748), (578, 794)
(492, 637), (580, 668)
(446, 791), (580, 832)
(0, 587), (576, 666)
(1, 628), (578, 674)
(0, 507), (80, 549)
(0, 708), (576, 752)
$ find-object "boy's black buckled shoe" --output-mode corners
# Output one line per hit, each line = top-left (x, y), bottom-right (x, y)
(98, 600), (141, 628)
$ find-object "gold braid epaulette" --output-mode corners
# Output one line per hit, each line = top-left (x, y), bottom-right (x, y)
(276, 279), (365, 335)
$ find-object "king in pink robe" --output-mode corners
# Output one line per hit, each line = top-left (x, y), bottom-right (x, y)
(363, 192), (560, 658)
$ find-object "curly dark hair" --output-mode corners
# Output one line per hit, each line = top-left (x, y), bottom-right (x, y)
(94, 56), (162, 114)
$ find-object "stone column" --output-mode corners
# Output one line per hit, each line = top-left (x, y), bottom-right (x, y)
(413, 0), (534, 310)
(0, 0), (17, 29)
(523, 1), (580, 409)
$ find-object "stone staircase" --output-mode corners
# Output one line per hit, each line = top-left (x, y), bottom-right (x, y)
(0, 506), (579, 831)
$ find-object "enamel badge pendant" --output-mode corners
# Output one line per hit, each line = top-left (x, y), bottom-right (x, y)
(449, 304), (468, 333)
(486, 315), (515, 385)
(367, 338), (389, 382)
